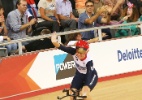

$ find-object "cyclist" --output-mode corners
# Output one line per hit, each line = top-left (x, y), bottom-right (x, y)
(51, 32), (98, 100)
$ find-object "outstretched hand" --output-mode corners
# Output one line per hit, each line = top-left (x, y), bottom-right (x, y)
(51, 32), (58, 43)
(102, 33), (108, 37)
(122, 16), (129, 21)
(51, 32), (61, 48)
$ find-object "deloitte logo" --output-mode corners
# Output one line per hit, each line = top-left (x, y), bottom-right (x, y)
(54, 53), (76, 80)
(117, 48), (142, 62)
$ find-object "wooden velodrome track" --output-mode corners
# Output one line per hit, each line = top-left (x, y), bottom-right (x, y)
(22, 74), (142, 100)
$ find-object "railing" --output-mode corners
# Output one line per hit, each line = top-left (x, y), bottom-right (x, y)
(0, 21), (142, 55)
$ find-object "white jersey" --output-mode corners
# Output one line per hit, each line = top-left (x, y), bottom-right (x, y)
(59, 45), (95, 75)
(73, 54), (91, 74)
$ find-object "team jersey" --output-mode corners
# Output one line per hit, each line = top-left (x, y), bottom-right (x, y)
(58, 45), (95, 75)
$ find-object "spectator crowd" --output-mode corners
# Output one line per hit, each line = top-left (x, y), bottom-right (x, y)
(0, 0), (142, 57)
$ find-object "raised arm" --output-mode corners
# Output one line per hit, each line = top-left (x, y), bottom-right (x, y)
(51, 32), (60, 48)
(51, 32), (76, 55)
(85, 6), (107, 24)
(111, 0), (125, 15)
(87, 33), (107, 43)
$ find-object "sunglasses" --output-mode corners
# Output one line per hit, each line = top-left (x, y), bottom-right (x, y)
(86, 5), (94, 7)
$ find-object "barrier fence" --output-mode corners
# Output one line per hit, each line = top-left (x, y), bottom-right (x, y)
(0, 21), (142, 55)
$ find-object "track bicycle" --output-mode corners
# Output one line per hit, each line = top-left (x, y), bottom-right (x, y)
(57, 88), (87, 100)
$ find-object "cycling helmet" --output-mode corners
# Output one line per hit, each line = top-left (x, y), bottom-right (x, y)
(76, 40), (89, 50)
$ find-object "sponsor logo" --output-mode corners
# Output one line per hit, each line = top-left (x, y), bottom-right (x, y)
(89, 74), (96, 85)
(75, 62), (87, 71)
(117, 48), (142, 62)
(54, 54), (76, 80)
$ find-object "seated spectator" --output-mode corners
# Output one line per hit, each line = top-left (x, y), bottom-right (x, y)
(56, 0), (78, 44)
(56, 0), (78, 30)
(115, 2), (140, 38)
(22, 29), (55, 52)
(37, 0), (60, 33)
(6, 0), (37, 45)
(78, 0), (110, 40)
(0, 5), (17, 55)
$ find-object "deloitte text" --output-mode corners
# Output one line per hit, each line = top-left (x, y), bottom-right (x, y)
(56, 61), (75, 71)
(117, 48), (142, 62)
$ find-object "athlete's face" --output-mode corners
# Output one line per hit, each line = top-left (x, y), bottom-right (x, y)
(75, 48), (88, 60)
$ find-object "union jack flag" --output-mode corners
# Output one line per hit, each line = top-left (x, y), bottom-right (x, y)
(26, 0), (39, 19)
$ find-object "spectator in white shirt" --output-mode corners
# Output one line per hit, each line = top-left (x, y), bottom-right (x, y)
(37, 0), (60, 32)
(55, 0), (78, 31)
